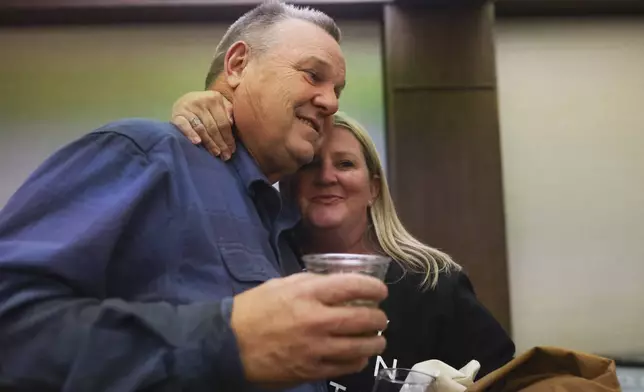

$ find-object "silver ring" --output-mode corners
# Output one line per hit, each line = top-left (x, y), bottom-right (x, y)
(189, 117), (202, 128)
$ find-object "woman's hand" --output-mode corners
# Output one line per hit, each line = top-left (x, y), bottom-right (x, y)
(171, 91), (236, 160)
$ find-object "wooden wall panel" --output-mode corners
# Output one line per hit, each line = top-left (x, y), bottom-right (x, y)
(384, 3), (512, 332)
(385, 5), (496, 88)
(390, 89), (510, 329)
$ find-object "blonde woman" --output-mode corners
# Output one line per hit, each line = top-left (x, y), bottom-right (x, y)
(171, 92), (515, 391)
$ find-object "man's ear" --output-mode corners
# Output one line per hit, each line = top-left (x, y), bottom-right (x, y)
(224, 41), (251, 89)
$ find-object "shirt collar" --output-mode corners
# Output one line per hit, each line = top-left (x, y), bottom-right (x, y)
(230, 140), (302, 231)
(230, 141), (271, 195)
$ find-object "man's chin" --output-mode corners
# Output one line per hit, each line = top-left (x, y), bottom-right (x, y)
(293, 149), (315, 168)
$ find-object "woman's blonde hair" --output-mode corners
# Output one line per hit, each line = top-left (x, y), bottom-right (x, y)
(333, 111), (461, 289)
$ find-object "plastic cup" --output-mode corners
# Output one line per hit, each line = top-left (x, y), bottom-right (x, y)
(301, 253), (391, 307)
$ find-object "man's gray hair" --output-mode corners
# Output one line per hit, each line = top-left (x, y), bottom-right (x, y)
(204, 0), (341, 89)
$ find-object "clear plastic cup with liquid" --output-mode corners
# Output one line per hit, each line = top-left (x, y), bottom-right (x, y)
(301, 253), (391, 306)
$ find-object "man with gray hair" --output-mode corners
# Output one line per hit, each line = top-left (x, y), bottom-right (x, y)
(0, 2), (388, 391)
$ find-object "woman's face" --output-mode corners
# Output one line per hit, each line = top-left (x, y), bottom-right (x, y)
(295, 125), (379, 231)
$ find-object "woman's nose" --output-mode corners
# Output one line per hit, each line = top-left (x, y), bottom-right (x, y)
(315, 163), (337, 185)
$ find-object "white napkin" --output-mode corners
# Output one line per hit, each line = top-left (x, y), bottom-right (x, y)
(403, 359), (481, 392)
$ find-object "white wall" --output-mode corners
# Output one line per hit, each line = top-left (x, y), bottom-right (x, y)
(495, 17), (644, 357)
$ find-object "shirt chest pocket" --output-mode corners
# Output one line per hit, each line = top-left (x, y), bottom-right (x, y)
(205, 213), (281, 295)
(179, 209), (281, 298)
(220, 242), (280, 294)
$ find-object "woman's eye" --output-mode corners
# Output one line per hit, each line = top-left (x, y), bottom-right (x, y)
(338, 160), (355, 169)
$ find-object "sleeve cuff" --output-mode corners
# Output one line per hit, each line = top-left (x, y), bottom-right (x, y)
(172, 297), (250, 390)
(216, 296), (250, 389)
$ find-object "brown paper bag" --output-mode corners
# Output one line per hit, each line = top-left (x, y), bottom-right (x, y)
(466, 346), (621, 392)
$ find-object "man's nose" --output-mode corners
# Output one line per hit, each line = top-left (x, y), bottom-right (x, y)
(312, 86), (339, 116)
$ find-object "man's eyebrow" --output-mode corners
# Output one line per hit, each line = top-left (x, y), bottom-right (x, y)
(301, 55), (329, 68)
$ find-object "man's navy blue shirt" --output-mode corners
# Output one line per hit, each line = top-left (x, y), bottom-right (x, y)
(0, 119), (320, 392)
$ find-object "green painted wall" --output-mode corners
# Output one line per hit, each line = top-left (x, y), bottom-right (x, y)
(0, 21), (385, 207)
